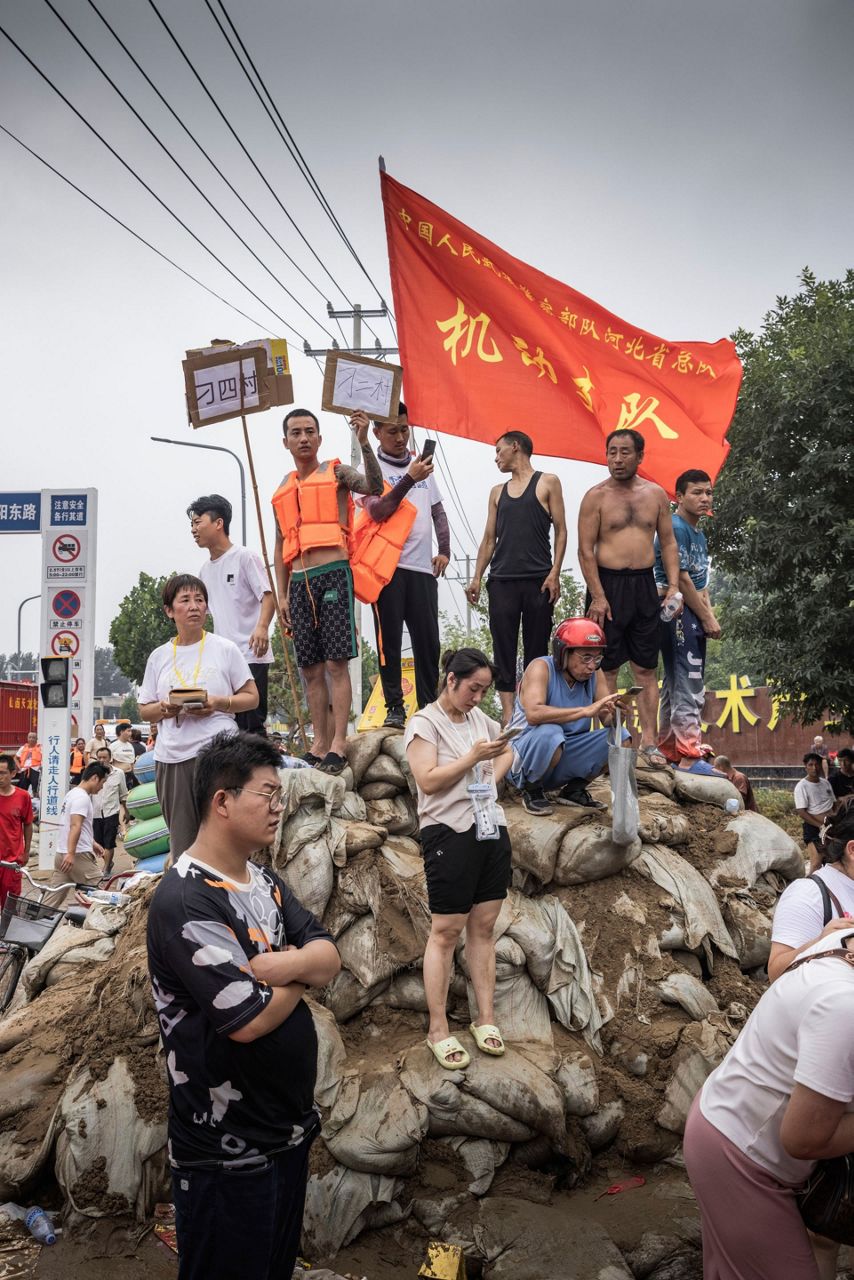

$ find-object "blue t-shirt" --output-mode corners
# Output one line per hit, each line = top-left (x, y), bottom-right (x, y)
(654, 513), (709, 591)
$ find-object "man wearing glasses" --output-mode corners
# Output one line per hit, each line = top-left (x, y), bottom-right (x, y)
(147, 731), (340, 1280)
(505, 618), (627, 815)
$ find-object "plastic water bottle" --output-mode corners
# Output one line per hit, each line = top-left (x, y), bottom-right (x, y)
(87, 890), (129, 906)
(725, 797), (741, 815)
(25, 1207), (56, 1245)
(660, 592), (683, 622)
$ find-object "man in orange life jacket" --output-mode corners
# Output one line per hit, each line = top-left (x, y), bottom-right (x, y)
(355, 403), (451, 728)
(272, 408), (383, 774)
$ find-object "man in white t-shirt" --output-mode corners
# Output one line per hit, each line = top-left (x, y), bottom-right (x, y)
(356, 403), (451, 728)
(189, 494), (275, 736)
(45, 762), (109, 905)
(794, 751), (837, 872)
(93, 745), (128, 875)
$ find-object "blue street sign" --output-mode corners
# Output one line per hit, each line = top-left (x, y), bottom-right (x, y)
(0, 492), (41, 533)
(50, 494), (88, 526)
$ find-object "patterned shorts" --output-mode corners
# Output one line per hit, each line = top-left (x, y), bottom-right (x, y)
(289, 562), (357, 668)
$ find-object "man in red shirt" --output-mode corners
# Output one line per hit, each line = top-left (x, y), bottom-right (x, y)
(713, 755), (758, 812)
(0, 754), (33, 908)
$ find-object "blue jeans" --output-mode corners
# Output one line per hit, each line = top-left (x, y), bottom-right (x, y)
(658, 604), (707, 761)
(172, 1135), (313, 1280)
(508, 723), (613, 788)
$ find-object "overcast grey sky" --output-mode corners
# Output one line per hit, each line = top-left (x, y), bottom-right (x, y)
(2, 0), (852, 662)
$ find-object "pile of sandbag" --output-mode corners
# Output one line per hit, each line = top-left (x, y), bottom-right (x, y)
(0, 732), (806, 1275)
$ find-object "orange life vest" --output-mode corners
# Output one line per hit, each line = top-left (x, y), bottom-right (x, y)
(350, 485), (418, 604)
(70, 748), (85, 773)
(271, 460), (353, 566)
(17, 745), (42, 769)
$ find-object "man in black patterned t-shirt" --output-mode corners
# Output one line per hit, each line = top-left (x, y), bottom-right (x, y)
(147, 732), (340, 1280)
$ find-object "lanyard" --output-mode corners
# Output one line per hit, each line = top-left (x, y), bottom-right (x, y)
(437, 704), (475, 764)
(172, 632), (206, 687)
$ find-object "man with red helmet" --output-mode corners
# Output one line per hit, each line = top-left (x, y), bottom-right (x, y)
(505, 618), (628, 815)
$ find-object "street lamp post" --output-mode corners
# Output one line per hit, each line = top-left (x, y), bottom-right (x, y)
(17, 594), (40, 658)
(150, 437), (247, 545)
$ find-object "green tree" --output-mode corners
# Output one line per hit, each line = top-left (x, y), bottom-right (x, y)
(709, 269), (854, 732)
(109, 572), (176, 685)
(361, 639), (379, 710)
(267, 626), (308, 729)
(119, 692), (140, 721)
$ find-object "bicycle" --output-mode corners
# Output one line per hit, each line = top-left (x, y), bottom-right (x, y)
(0, 861), (95, 1013)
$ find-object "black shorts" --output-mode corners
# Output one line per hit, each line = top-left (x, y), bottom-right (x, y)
(588, 566), (660, 672)
(289, 561), (357, 668)
(419, 822), (512, 916)
(803, 822), (823, 847)
(93, 812), (120, 850)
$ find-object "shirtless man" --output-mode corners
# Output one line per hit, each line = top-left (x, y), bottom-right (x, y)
(272, 408), (382, 773)
(466, 431), (567, 724)
(577, 428), (680, 765)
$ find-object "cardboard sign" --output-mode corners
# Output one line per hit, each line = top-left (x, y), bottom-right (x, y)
(321, 350), (403, 423)
(183, 338), (294, 428)
(357, 659), (417, 732)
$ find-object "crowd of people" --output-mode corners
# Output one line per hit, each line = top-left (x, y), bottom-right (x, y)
(3, 409), (852, 1280)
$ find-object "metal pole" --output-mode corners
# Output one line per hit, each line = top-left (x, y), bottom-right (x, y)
(17, 594), (40, 657)
(465, 556), (472, 643)
(150, 437), (247, 545)
(348, 306), (363, 726)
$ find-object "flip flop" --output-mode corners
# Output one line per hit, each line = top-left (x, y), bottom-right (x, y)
(469, 1022), (505, 1056)
(426, 1035), (470, 1070)
(639, 745), (669, 769)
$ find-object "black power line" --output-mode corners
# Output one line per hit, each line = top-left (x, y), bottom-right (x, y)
(145, 0), (366, 320)
(0, 122), (276, 333)
(212, 0), (392, 320)
(0, 20), (312, 346)
(82, 0), (336, 312)
(40, 0), (334, 340)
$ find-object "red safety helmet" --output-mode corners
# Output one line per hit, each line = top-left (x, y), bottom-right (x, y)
(552, 617), (607, 669)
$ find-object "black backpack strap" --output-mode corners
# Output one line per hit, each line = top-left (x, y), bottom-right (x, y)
(811, 875), (845, 926)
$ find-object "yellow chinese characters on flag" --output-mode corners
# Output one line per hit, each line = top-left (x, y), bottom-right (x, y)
(381, 172), (742, 493)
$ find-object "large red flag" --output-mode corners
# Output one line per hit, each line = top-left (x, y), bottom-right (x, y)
(381, 171), (741, 494)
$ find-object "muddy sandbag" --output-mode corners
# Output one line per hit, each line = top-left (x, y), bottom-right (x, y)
(381, 837), (425, 873)
(638, 794), (691, 846)
(359, 781), (400, 800)
(363, 754), (407, 788)
(278, 835), (334, 920)
(400, 1049), (537, 1144)
(503, 805), (585, 886)
(336, 915), (400, 988)
(461, 1046), (567, 1149)
(580, 1099), (624, 1151)
(331, 790), (367, 822)
(344, 728), (397, 786)
(343, 821), (385, 855)
(630, 843), (738, 966)
(722, 891), (774, 970)
(309, 999), (347, 1109)
(672, 771), (741, 808)
(54, 1059), (167, 1219)
(374, 970), (429, 1012)
(364, 795), (418, 836)
(322, 968), (391, 1021)
(303, 1164), (407, 1257)
(635, 765), (677, 799)
(657, 972), (719, 1021)
(20, 923), (115, 1001)
(380, 733), (417, 795)
(500, 892), (604, 1051)
(441, 1135), (509, 1196)
(553, 823), (640, 885)
(323, 1069), (428, 1175)
(556, 1051), (600, 1118)
(43, 937), (117, 990)
(458, 932), (553, 1045)
(657, 1018), (735, 1133)
(280, 765), (347, 818)
(709, 811), (804, 888)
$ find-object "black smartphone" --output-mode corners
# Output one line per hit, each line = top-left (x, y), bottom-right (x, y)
(625, 686), (644, 696)
(420, 438), (437, 462)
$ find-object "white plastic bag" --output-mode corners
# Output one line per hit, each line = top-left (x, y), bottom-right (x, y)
(609, 709), (639, 846)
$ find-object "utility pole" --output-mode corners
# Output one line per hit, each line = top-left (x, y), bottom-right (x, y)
(465, 555), (472, 642)
(304, 305), (399, 728)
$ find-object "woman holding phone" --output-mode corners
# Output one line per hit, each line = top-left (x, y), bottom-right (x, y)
(139, 574), (258, 860)
(405, 648), (515, 1069)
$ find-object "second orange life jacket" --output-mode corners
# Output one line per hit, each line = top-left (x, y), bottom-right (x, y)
(350, 484), (418, 604)
(271, 460), (353, 566)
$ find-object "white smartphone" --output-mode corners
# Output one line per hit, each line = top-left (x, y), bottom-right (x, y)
(497, 725), (524, 742)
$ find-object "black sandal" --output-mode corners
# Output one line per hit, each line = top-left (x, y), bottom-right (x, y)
(319, 752), (347, 775)
(302, 752), (323, 767)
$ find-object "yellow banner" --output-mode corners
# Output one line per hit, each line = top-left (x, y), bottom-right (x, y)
(357, 660), (418, 732)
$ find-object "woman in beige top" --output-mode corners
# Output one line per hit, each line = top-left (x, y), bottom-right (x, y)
(404, 648), (514, 1070)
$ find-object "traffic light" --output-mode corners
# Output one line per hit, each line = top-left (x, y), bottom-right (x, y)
(40, 657), (70, 708)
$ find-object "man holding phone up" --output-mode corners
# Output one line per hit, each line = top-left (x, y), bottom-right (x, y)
(356, 402), (451, 726)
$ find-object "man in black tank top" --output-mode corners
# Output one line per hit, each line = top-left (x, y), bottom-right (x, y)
(466, 431), (567, 723)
